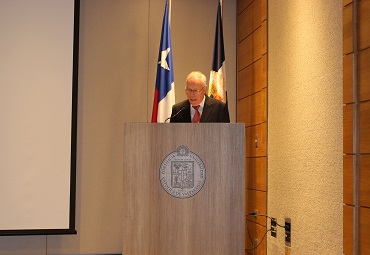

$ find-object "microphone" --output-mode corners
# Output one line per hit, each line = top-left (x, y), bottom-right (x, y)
(165, 106), (186, 123)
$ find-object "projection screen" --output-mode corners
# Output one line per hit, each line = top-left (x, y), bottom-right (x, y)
(0, 0), (78, 235)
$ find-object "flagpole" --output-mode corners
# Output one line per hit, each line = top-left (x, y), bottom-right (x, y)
(169, 0), (172, 26)
(220, 0), (222, 17)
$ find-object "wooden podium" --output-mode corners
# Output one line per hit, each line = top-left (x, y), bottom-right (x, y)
(122, 123), (245, 255)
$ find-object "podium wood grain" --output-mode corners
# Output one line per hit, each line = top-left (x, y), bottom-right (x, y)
(122, 123), (245, 255)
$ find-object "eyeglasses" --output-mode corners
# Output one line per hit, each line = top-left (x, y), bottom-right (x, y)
(185, 87), (204, 94)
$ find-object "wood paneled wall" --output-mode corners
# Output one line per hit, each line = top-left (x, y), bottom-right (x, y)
(237, 0), (267, 254)
(343, 0), (370, 254)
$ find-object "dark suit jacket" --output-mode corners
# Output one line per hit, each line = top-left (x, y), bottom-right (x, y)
(170, 96), (230, 123)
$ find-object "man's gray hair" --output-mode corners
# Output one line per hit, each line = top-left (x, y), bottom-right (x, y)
(186, 71), (207, 87)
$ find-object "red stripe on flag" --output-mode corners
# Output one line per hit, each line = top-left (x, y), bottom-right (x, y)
(151, 89), (160, 123)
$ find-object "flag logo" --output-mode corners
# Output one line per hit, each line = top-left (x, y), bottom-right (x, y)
(209, 70), (225, 101)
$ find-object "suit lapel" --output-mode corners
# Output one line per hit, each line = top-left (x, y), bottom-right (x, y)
(183, 101), (192, 122)
(200, 96), (212, 122)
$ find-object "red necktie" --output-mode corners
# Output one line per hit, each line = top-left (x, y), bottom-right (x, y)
(192, 105), (201, 123)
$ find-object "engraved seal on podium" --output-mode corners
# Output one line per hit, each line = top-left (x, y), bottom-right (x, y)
(159, 146), (206, 199)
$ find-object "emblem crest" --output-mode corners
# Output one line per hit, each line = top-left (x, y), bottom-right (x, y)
(159, 146), (206, 199)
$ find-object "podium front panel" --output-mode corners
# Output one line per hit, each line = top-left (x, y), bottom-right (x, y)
(123, 123), (245, 255)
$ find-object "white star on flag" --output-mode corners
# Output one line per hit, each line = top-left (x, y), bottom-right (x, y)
(159, 48), (171, 71)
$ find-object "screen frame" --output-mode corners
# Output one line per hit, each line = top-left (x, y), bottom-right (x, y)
(0, 0), (79, 236)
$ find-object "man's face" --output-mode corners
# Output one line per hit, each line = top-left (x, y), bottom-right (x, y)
(185, 77), (206, 106)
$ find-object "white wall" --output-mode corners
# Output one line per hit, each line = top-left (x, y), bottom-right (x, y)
(0, 0), (236, 254)
(267, 1), (343, 254)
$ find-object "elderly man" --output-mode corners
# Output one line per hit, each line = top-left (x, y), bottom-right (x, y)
(170, 71), (230, 123)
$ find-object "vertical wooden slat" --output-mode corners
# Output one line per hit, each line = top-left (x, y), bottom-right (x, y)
(237, 1), (268, 254)
(238, 54), (267, 99)
(343, 3), (353, 55)
(237, 88), (267, 126)
(343, 104), (354, 154)
(359, 155), (370, 207)
(260, 0), (267, 21)
(358, 47), (370, 102)
(245, 223), (267, 255)
(238, 20), (267, 71)
(343, 1), (370, 254)
(260, 21), (267, 61)
(245, 122), (266, 157)
(245, 157), (267, 191)
(358, 0), (370, 50)
(359, 101), (370, 153)
(245, 189), (267, 226)
(237, 0), (267, 42)
(343, 0), (353, 7)
(343, 205), (354, 255)
(237, 0), (253, 14)
(359, 207), (370, 254)
(344, 155), (354, 205)
(343, 53), (354, 104)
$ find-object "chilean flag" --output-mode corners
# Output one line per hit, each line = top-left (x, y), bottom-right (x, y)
(151, 0), (175, 123)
